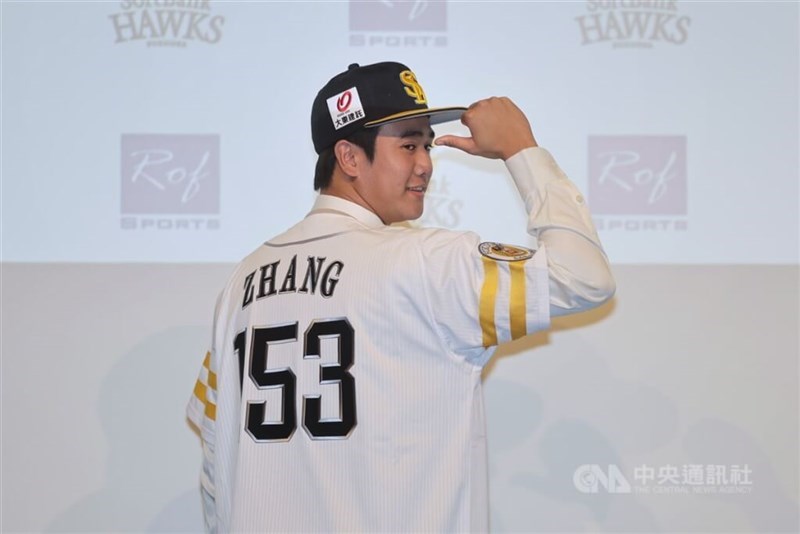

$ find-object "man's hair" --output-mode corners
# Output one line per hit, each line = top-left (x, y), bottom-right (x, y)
(314, 128), (379, 191)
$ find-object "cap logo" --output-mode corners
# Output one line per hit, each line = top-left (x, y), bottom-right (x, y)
(327, 87), (366, 131)
(400, 70), (427, 105)
(336, 91), (352, 112)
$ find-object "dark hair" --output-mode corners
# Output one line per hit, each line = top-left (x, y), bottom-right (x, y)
(314, 127), (379, 191)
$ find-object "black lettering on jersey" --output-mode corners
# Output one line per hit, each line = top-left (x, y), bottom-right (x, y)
(234, 330), (246, 391)
(279, 255), (298, 294)
(320, 260), (344, 298)
(242, 255), (345, 310)
(242, 271), (256, 308)
(298, 256), (325, 294)
(257, 261), (280, 299)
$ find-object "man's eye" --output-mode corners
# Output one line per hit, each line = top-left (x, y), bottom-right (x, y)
(424, 144), (433, 152)
(403, 144), (416, 151)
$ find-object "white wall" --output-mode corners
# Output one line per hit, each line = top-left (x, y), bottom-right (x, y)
(2, 265), (797, 532)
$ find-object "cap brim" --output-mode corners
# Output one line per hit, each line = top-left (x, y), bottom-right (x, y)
(364, 106), (467, 128)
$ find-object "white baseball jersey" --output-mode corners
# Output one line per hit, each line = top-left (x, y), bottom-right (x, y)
(187, 148), (613, 533)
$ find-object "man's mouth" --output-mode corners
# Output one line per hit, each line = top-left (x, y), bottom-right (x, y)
(406, 185), (427, 193)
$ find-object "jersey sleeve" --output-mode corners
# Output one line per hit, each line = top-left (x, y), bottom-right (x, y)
(187, 350), (220, 534)
(419, 230), (551, 366)
(420, 147), (614, 365)
(187, 351), (218, 433)
(505, 147), (616, 315)
(187, 290), (228, 534)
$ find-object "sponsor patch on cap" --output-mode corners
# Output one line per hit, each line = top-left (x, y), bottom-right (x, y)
(479, 242), (534, 262)
(327, 87), (366, 131)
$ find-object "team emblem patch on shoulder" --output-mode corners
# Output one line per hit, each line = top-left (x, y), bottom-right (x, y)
(479, 242), (534, 262)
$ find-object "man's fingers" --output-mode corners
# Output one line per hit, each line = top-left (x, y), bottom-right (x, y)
(434, 135), (479, 155)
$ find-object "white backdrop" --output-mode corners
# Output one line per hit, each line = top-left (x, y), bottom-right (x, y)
(2, 1), (798, 532)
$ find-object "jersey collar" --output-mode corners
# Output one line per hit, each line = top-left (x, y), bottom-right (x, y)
(308, 194), (386, 229)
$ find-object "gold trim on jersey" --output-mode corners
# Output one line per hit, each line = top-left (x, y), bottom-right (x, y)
(480, 257), (499, 347)
(193, 351), (218, 421)
(206, 370), (217, 392)
(193, 380), (208, 404)
(204, 400), (217, 420)
(509, 262), (527, 339)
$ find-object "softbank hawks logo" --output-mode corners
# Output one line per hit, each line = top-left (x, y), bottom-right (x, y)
(589, 136), (687, 232)
(109, 0), (224, 48)
(120, 134), (220, 230)
(576, 0), (690, 48)
(350, 0), (447, 48)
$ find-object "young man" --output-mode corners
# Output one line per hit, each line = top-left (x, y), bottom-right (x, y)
(187, 61), (614, 532)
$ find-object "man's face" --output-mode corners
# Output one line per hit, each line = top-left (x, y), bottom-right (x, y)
(354, 117), (434, 224)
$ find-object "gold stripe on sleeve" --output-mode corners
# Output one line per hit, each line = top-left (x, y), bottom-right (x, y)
(509, 261), (528, 339)
(193, 379), (207, 404)
(202, 352), (218, 391)
(480, 257), (499, 347)
(204, 400), (217, 421)
(194, 378), (216, 421)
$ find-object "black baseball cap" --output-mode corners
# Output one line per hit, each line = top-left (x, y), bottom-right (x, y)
(311, 62), (466, 154)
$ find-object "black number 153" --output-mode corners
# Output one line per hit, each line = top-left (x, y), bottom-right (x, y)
(233, 318), (357, 442)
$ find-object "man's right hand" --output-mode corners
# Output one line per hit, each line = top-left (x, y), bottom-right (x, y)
(434, 97), (538, 160)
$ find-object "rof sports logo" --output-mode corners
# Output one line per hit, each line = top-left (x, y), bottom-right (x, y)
(350, 0), (448, 48)
(588, 135), (688, 232)
(119, 134), (220, 230)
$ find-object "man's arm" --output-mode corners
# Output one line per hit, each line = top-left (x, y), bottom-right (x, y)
(435, 97), (615, 316)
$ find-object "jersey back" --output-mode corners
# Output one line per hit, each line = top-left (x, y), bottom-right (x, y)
(188, 201), (550, 532)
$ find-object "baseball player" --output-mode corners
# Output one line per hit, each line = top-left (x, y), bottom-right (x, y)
(187, 61), (615, 532)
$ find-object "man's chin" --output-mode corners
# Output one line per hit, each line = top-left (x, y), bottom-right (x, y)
(408, 207), (425, 222)
(386, 201), (424, 225)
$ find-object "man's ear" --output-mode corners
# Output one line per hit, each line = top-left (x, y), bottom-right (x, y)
(333, 140), (361, 179)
